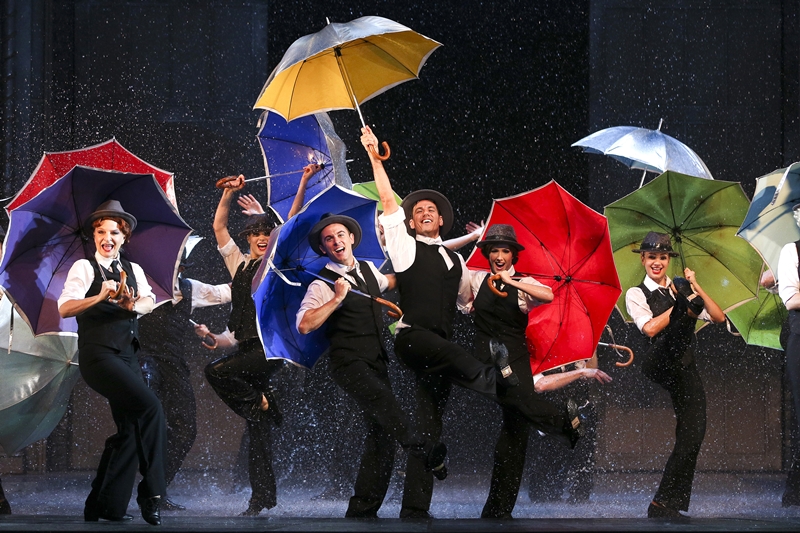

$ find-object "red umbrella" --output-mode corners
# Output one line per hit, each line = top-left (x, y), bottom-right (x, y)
(6, 138), (176, 211)
(466, 181), (622, 375)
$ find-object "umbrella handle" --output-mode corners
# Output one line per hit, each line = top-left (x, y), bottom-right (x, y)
(599, 343), (634, 367)
(368, 141), (391, 162)
(488, 274), (508, 298)
(111, 271), (128, 299)
(375, 297), (402, 319)
(215, 175), (242, 189)
(201, 332), (218, 350)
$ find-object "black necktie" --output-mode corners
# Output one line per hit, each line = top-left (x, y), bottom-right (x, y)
(351, 269), (367, 292)
(110, 260), (120, 274)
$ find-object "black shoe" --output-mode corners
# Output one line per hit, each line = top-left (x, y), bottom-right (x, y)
(399, 508), (432, 519)
(565, 398), (585, 449)
(647, 501), (689, 521)
(432, 464), (448, 481)
(490, 339), (519, 387)
(138, 496), (162, 526)
(240, 496), (276, 517)
(262, 388), (283, 426)
(0, 497), (10, 515)
(160, 496), (185, 511)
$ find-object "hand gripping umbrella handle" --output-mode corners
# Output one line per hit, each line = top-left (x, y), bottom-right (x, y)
(597, 342), (634, 367)
(488, 274), (508, 298)
(201, 332), (218, 350)
(375, 297), (402, 319)
(368, 141), (391, 161)
(111, 271), (128, 299)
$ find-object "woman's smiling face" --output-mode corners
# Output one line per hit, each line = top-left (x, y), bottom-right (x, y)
(94, 219), (126, 259)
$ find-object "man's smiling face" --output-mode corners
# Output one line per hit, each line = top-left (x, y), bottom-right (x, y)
(409, 199), (443, 238)
(319, 223), (355, 266)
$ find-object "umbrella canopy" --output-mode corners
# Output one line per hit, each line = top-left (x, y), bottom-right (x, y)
(465, 181), (622, 375)
(0, 166), (192, 335)
(352, 181), (402, 212)
(573, 121), (713, 186)
(254, 185), (385, 369)
(0, 291), (79, 454)
(253, 16), (441, 125)
(726, 283), (787, 351)
(605, 171), (762, 323)
(6, 138), (176, 211)
(257, 111), (352, 221)
(736, 162), (800, 276)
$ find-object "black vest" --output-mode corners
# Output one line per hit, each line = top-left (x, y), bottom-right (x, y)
(138, 276), (192, 356)
(638, 280), (696, 374)
(317, 261), (387, 367)
(394, 241), (462, 340)
(228, 257), (261, 342)
(473, 274), (529, 362)
(76, 257), (140, 351)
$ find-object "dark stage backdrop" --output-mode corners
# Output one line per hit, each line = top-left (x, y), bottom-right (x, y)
(0, 0), (795, 484)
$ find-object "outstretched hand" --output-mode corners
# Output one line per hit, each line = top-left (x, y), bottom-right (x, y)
(465, 220), (485, 237)
(238, 194), (264, 216)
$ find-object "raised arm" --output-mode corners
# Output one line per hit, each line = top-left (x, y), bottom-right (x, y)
(214, 175), (244, 248)
(361, 126), (399, 216)
(287, 163), (322, 220)
(683, 267), (725, 323)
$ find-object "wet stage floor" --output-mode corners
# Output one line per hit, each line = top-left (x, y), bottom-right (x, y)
(2, 471), (800, 531)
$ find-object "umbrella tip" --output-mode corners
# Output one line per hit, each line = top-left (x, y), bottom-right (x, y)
(657, 118), (664, 131)
(326, 17), (331, 24)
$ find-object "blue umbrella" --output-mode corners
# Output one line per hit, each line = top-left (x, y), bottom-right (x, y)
(257, 111), (352, 221)
(254, 185), (384, 369)
(0, 166), (192, 335)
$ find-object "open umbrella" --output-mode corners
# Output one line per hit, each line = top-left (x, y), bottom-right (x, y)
(352, 181), (402, 212)
(605, 170), (762, 323)
(254, 185), (385, 369)
(465, 181), (622, 375)
(726, 279), (787, 351)
(0, 290), (79, 454)
(736, 162), (800, 276)
(573, 119), (713, 188)
(253, 15), (441, 160)
(0, 166), (192, 335)
(256, 111), (352, 221)
(6, 138), (176, 210)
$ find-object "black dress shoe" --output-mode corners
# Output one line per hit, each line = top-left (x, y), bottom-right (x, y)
(490, 339), (519, 387)
(138, 496), (161, 526)
(647, 501), (689, 521)
(160, 497), (186, 511)
(240, 496), (276, 517)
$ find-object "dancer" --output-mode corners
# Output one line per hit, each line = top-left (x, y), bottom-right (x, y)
(58, 200), (165, 525)
(201, 164), (319, 516)
(0, 477), (10, 514)
(778, 204), (800, 507)
(297, 213), (447, 518)
(137, 237), (231, 511)
(360, 127), (583, 519)
(468, 224), (610, 518)
(625, 231), (724, 520)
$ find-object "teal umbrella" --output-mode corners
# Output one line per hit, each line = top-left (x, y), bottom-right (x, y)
(0, 292), (79, 454)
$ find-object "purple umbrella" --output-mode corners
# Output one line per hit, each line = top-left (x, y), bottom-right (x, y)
(0, 166), (192, 335)
(256, 111), (352, 221)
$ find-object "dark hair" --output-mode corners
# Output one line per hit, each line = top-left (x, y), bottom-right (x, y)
(93, 216), (132, 242)
(481, 244), (519, 265)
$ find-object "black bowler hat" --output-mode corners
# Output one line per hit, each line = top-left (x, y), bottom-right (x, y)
(238, 208), (282, 238)
(632, 231), (679, 257)
(85, 199), (137, 232)
(308, 213), (363, 256)
(401, 189), (454, 237)
(476, 224), (526, 253)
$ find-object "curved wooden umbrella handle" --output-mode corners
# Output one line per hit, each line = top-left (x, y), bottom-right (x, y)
(375, 297), (402, 319)
(111, 271), (128, 299)
(606, 343), (634, 367)
(201, 332), (218, 350)
(215, 175), (241, 189)
(488, 274), (508, 298)
(368, 141), (391, 161)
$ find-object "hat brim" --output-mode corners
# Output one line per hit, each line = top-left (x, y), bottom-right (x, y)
(476, 238), (525, 252)
(308, 215), (363, 256)
(401, 189), (454, 237)
(632, 247), (679, 257)
(85, 210), (137, 233)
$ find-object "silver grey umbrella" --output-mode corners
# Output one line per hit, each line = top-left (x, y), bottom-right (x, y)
(572, 119), (713, 187)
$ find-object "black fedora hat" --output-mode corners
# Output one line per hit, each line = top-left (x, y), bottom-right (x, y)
(401, 189), (453, 237)
(238, 208), (282, 238)
(85, 199), (137, 232)
(476, 224), (525, 252)
(308, 213), (363, 256)
(632, 231), (679, 257)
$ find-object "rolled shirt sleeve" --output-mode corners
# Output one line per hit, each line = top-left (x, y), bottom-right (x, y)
(188, 279), (232, 311)
(378, 209), (417, 273)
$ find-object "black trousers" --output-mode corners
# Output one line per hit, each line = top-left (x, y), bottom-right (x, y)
(79, 343), (167, 517)
(646, 360), (707, 511)
(204, 339), (281, 507)
(785, 329), (800, 495)
(330, 357), (422, 517)
(139, 352), (197, 486)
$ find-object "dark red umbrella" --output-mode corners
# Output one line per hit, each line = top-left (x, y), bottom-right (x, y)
(466, 181), (621, 375)
(6, 138), (175, 211)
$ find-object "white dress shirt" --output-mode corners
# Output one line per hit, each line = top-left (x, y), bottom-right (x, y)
(779, 242), (800, 305)
(626, 275), (711, 333)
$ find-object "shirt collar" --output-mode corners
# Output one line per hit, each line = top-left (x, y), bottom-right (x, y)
(325, 260), (360, 277)
(94, 251), (118, 269)
(643, 275), (671, 292)
(416, 234), (444, 245)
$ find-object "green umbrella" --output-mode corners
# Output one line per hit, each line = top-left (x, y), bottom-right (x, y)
(352, 181), (402, 212)
(605, 170), (762, 323)
(726, 278), (787, 351)
(736, 162), (800, 276)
